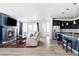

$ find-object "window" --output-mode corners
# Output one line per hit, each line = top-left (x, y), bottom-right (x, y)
(28, 24), (33, 37)
(22, 23), (27, 37)
(27, 23), (37, 37)
(33, 23), (38, 33)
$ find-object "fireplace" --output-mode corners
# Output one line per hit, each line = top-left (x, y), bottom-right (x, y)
(8, 31), (14, 40)
(1, 27), (17, 42)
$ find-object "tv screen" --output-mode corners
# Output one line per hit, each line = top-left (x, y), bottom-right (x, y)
(7, 17), (17, 26)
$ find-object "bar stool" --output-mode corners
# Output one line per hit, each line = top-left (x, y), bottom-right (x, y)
(65, 39), (72, 53)
(57, 34), (62, 44)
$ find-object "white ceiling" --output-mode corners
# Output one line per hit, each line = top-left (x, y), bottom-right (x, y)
(0, 3), (79, 22)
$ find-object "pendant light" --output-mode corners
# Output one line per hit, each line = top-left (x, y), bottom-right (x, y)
(73, 20), (76, 24)
(66, 22), (68, 25)
(62, 23), (64, 26)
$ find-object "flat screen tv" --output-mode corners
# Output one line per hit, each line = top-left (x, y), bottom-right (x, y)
(6, 17), (17, 26)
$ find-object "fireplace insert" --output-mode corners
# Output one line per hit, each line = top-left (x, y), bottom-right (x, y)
(8, 31), (14, 40)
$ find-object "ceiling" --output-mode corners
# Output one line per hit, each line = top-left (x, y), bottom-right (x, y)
(0, 3), (79, 22)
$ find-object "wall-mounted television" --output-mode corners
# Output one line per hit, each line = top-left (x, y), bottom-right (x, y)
(6, 17), (17, 26)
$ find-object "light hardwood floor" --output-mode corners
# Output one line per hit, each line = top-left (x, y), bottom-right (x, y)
(0, 36), (77, 56)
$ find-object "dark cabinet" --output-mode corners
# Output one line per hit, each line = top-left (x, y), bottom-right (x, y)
(54, 20), (79, 29)
(0, 26), (2, 44)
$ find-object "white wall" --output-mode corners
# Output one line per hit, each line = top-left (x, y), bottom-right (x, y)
(39, 19), (52, 39)
(17, 20), (20, 34)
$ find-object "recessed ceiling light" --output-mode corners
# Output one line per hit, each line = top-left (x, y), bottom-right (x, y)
(73, 3), (77, 5)
(62, 12), (64, 14)
(66, 8), (69, 10)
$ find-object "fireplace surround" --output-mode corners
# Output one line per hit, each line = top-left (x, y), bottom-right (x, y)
(1, 26), (18, 43)
(0, 13), (18, 44)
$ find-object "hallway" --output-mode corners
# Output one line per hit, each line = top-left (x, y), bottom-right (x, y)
(0, 37), (76, 56)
